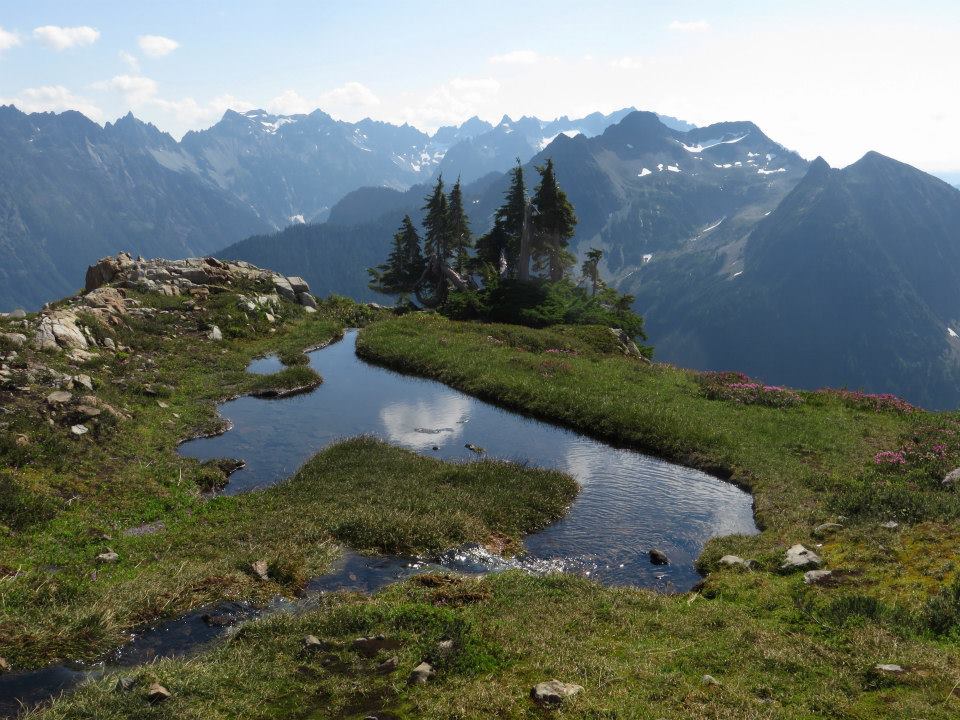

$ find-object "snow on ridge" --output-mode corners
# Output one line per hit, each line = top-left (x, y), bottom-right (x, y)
(538, 129), (580, 150)
(666, 164), (680, 172)
(949, 327), (958, 338)
(757, 167), (786, 175)
(289, 214), (305, 225)
(679, 133), (749, 153)
(638, 168), (652, 177)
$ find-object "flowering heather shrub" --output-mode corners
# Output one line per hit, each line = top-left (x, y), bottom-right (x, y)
(696, 372), (803, 408)
(874, 450), (906, 465)
(816, 388), (918, 414)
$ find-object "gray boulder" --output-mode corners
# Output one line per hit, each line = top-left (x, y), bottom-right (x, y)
(781, 544), (822, 572)
(531, 679), (583, 704)
(803, 569), (833, 585)
(943, 468), (960, 486)
(408, 661), (435, 685)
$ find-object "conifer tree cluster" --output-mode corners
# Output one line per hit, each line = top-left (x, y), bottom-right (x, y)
(368, 175), (471, 295)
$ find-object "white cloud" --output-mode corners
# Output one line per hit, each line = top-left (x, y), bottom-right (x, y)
(0, 85), (103, 120)
(119, 50), (140, 72)
(33, 25), (100, 50)
(266, 82), (380, 117)
(489, 50), (540, 65)
(138, 34), (179, 57)
(93, 74), (159, 104)
(0, 26), (21, 53)
(400, 77), (500, 131)
(668, 20), (710, 33)
(610, 56), (644, 70)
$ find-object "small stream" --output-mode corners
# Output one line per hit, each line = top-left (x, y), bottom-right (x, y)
(2, 329), (756, 716)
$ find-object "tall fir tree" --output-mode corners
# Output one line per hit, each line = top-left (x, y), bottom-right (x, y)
(489, 159), (527, 276)
(531, 158), (578, 281)
(367, 214), (424, 294)
(581, 247), (604, 295)
(447, 177), (473, 273)
(421, 176), (451, 261)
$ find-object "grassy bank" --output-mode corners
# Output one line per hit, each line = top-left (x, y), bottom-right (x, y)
(11, 306), (960, 717)
(28, 572), (960, 719)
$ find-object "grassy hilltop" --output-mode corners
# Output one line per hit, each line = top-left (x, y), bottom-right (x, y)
(1, 270), (958, 718)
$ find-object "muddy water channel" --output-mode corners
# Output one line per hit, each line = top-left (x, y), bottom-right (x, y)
(2, 329), (756, 715)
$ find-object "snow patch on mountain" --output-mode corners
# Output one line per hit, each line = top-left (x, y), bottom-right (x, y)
(679, 133), (749, 153)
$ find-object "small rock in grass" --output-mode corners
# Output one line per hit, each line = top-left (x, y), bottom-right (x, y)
(408, 661), (435, 685)
(74, 374), (93, 391)
(303, 635), (323, 650)
(114, 676), (136, 692)
(303, 306), (316, 314)
(96, 551), (119, 563)
(880, 520), (899, 530)
(0, 656), (10, 673)
(718, 555), (750, 569)
(465, 443), (484, 454)
(781, 544), (822, 571)
(147, 682), (171, 703)
(531, 679), (583, 704)
(874, 663), (904, 674)
(803, 569), (833, 585)
(10, 309), (26, 319)
(250, 559), (270, 581)
(1, 333), (26, 348)
(70, 424), (89, 436)
(436, 639), (455, 655)
(208, 325), (223, 341)
(46, 390), (73, 405)
(701, 674), (721, 686)
(377, 656), (399, 674)
(943, 468), (960, 486)
(813, 522), (843, 538)
(649, 548), (669, 565)
(352, 634), (391, 657)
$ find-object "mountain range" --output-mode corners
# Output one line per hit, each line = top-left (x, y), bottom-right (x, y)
(1, 103), (678, 310)
(222, 111), (960, 409)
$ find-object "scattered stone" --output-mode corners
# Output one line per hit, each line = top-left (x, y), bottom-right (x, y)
(813, 522), (843, 538)
(408, 661), (435, 685)
(46, 390), (73, 405)
(70, 424), (89, 436)
(701, 674), (721, 686)
(250, 559), (270, 581)
(74, 405), (102, 420)
(943, 468), (960, 486)
(287, 276), (310, 293)
(649, 548), (670, 565)
(436, 639), (455, 655)
(208, 325), (223, 342)
(114, 676), (137, 692)
(781, 544), (822, 572)
(352, 634), (394, 657)
(880, 520), (899, 530)
(718, 555), (750, 569)
(74, 374), (94, 391)
(297, 292), (318, 309)
(531, 679), (583, 704)
(303, 306), (316, 314)
(874, 663), (904, 674)
(803, 569), (833, 585)
(147, 682), (171, 704)
(96, 551), (119, 563)
(33, 311), (89, 351)
(377, 656), (399, 674)
(303, 635), (323, 650)
(0, 656), (10, 673)
(1, 333), (26, 348)
(465, 443), (485, 454)
(10, 309), (26, 320)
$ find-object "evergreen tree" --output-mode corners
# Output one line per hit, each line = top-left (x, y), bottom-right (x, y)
(421, 176), (451, 261)
(447, 177), (473, 273)
(367, 214), (424, 294)
(474, 217), (511, 275)
(581, 247), (604, 295)
(531, 158), (577, 281)
(492, 160), (527, 276)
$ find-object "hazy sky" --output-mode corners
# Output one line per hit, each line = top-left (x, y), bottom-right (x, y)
(2, 0), (959, 175)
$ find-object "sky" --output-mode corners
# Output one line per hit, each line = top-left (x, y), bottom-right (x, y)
(2, 0), (959, 177)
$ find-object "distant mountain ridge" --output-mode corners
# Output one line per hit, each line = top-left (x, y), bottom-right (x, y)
(0, 103), (676, 309)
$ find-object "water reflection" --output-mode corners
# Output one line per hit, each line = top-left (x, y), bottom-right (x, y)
(180, 330), (757, 589)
